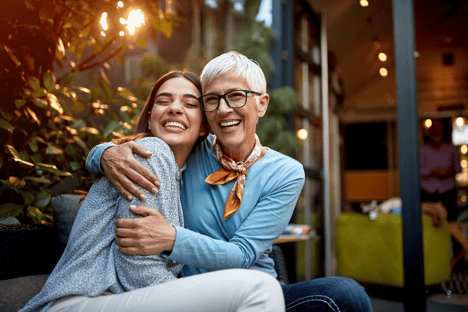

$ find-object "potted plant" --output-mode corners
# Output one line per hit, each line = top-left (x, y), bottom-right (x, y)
(0, 0), (176, 280)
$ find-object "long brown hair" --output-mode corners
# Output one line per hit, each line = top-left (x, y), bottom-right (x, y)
(118, 69), (210, 146)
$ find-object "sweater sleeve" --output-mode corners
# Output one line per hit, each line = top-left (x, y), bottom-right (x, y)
(168, 162), (305, 271)
(85, 142), (116, 175)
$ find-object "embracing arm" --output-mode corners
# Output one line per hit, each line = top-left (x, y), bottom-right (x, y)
(168, 166), (305, 270)
(86, 142), (160, 201)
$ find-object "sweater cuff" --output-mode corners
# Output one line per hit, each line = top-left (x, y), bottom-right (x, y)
(164, 225), (191, 261)
(85, 142), (116, 175)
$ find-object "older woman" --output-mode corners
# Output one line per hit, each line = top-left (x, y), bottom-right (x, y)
(87, 52), (372, 311)
(21, 70), (284, 312)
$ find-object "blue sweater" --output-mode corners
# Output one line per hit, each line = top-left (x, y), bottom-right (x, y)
(87, 135), (305, 278)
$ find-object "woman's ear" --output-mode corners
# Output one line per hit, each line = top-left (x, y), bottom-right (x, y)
(257, 93), (269, 118)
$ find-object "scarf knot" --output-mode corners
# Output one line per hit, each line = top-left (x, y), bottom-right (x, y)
(205, 135), (262, 220)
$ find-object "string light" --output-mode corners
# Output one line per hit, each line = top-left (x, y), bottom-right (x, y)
(297, 129), (308, 140)
(378, 52), (387, 62)
(379, 68), (388, 77)
(461, 145), (468, 154)
(424, 119), (432, 128)
(462, 159), (467, 169)
(456, 117), (465, 127)
(117, 1), (124, 8)
(360, 0), (369, 7)
(120, 9), (145, 35)
(100, 12), (108, 31)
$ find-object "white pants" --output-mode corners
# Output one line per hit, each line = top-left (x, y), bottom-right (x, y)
(48, 269), (285, 312)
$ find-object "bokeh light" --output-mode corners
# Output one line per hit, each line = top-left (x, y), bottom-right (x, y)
(297, 129), (308, 140)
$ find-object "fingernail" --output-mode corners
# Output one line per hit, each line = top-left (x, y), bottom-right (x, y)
(151, 188), (158, 194)
(140, 194), (146, 201)
(130, 205), (136, 209)
(155, 181), (160, 186)
(127, 195), (133, 201)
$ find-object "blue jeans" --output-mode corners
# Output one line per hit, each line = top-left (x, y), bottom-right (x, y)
(282, 277), (372, 311)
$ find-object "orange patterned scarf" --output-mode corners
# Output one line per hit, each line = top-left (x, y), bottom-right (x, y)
(205, 135), (262, 220)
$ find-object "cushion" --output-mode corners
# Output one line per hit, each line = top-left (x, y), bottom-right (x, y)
(0, 275), (49, 312)
(51, 194), (83, 253)
(336, 212), (451, 287)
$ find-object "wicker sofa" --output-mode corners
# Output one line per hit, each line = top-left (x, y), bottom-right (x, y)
(0, 194), (82, 312)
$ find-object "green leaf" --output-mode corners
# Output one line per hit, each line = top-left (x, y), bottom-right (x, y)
(15, 99), (26, 108)
(59, 72), (76, 88)
(27, 206), (43, 224)
(24, 176), (51, 184)
(19, 190), (35, 206)
(36, 164), (72, 176)
(47, 93), (63, 114)
(9, 176), (26, 188)
(270, 86), (297, 113)
(70, 119), (86, 129)
(103, 120), (122, 138)
(33, 88), (47, 98)
(35, 189), (51, 210)
(13, 158), (34, 167)
(32, 98), (48, 109)
(70, 161), (81, 171)
(0, 105), (13, 121)
(30, 153), (42, 164)
(0, 203), (23, 219)
(28, 76), (41, 91)
(3, 44), (21, 67)
(73, 136), (87, 152)
(100, 69), (113, 97)
(45, 144), (64, 155)
(0, 118), (14, 133)
(44, 71), (56, 91)
(29, 140), (38, 152)
(5, 144), (20, 159)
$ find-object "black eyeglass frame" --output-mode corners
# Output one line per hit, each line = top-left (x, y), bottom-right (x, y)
(198, 89), (263, 112)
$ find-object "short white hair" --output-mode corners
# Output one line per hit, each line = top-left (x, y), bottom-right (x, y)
(200, 51), (267, 94)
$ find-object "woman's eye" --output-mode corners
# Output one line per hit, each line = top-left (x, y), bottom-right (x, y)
(185, 102), (199, 108)
(156, 100), (170, 105)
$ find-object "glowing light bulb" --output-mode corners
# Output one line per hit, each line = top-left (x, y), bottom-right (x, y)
(117, 1), (124, 8)
(462, 160), (467, 168)
(461, 145), (468, 154)
(456, 117), (465, 127)
(297, 129), (308, 140)
(100, 12), (108, 31)
(379, 68), (388, 77)
(126, 9), (144, 35)
(119, 31), (125, 36)
(424, 119), (432, 128)
(378, 52), (387, 62)
(360, 0), (369, 7)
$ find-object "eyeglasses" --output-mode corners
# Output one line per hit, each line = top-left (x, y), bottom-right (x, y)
(199, 89), (262, 112)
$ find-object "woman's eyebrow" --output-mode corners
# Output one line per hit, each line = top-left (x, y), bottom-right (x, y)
(155, 92), (199, 99)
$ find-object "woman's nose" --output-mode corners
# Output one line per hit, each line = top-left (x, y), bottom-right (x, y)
(168, 101), (183, 114)
(217, 97), (233, 114)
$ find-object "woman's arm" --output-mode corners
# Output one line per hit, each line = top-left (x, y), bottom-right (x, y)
(86, 142), (160, 201)
(115, 162), (305, 271)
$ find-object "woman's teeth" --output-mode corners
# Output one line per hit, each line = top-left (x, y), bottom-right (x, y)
(164, 122), (185, 130)
(220, 121), (241, 128)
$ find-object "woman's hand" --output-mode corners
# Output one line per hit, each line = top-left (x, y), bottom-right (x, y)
(101, 142), (160, 201)
(114, 205), (177, 255)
